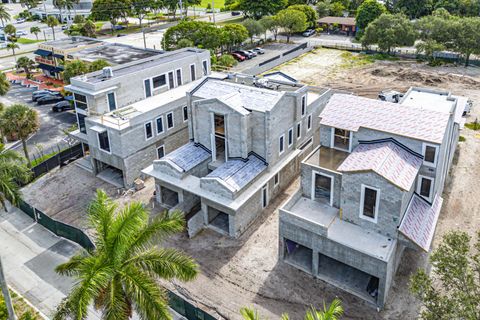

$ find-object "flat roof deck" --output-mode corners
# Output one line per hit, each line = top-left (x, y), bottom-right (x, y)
(400, 88), (455, 115)
(42, 37), (102, 50)
(71, 43), (161, 66)
(304, 146), (349, 172)
(289, 197), (337, 228)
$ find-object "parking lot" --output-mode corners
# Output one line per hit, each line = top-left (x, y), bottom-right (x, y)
(1, 84), (77, 160)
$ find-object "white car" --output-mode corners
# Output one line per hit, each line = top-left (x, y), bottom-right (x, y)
(15, 18), (26, 24)
(15, 30), (27, 37)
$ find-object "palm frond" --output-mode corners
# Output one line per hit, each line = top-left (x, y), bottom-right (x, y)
(87, 189), (116, 250)
(102, 276), (131, 320)
(55, 251), (90, 277)
(240, 307), (260, 320)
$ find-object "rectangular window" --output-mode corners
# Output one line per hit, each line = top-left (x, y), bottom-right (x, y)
(74, 93), (87, 110)
(307, 114), (312, 131)
(262, 184), (268, 208)
(360, 185), (379, 222)
(168, 71), (174, 89)
(288, 128), (293, 147)
(156, 116), (164, 134)
(279, 134), (285, 155)
(145, 121), (153, 140)
(301, 95), (306, 116)
(417, 176), (434, 201)
(166, 112), (174, 129)
(77, 113), (86, 134)
(332, 128), (351, 151)
(297, 123), (301, 140)
(144, 79), (152, 97)
(202, 60), (208, 75)
(107, 92), (116, 111)
(423, 143), (438, 167)
(152, 74), (166, 88)
(312, 171), (333, 206)
(183, 106), (188, 122)
(274, 173), (279, 187)
(157, 145), (165, 159)
(98, 131), (110, 153)
(176, 69), (182, 86)
(190, 64), (196, 81)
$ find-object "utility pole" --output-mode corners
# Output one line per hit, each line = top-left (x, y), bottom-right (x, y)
(0, 257), (17, 320)
(212, 0), (215, 23)
(142, 28), (146, 49)
(179, 0), (183, 19)
(43, 30), (47, 41)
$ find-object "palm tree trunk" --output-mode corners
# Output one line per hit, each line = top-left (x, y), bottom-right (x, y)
(52, 27), (56, 40)
(0, 258), (17, 320)
(21, 139), (31, 167)
(35, 33), (38, 40)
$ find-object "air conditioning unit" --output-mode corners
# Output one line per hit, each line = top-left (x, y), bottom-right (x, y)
(102, 67), (113, 78)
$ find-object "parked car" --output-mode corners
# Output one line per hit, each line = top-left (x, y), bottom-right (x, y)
(234, 50), (253, 59)
(37, 93), (64, 105)
(15, 30), (27, 37)
(51, 100), (73, 112)
(378, 90), (403, 103)
(32, 90), (57, 101)
(15, 18), (26, 24)
(253, 47), (265, 54)
(231, 52), (246, 62)
(302, 29), (315, 37)
(247, 50), (257, 57)
(231, 11), (241, 16)
(61, 25), (68, 30)
(113, 25), (126, 30)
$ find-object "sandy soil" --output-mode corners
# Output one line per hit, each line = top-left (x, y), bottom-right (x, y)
(20, 49), (480, 320)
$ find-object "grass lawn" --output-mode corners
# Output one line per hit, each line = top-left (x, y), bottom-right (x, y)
(217, 16), (244, 25)
(0, 290), (41, 319)
(94, 21), (106, 30)
(195, 0), (225, 8)
(465, 121), (480, 130)
(17, 38), (42, 44)
(31, 149), (62, 167)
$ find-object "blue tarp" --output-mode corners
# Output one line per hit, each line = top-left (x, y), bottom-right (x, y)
(34, 49), (52, 57)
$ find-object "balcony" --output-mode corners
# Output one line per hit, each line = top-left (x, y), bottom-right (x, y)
(304, 146), (349, 172)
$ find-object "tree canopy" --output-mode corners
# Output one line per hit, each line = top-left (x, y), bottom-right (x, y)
(242, 19), (265, 43)
(410, 231), (480, 320)
(356, 0), (386, 35)
(277, 8), (307, 42)
(63, 60), (88, 83)
(0, 143), (31, 211)
(238, 0), (288, 19)
(288, 4), (318, 28)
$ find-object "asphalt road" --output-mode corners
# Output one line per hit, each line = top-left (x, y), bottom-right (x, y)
(1, 84), (77, 160)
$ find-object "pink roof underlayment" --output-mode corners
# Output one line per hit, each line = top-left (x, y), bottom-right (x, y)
(399, 194), (443, 252)
(337, 141), (423, 191)
(319, 94), (451, 144)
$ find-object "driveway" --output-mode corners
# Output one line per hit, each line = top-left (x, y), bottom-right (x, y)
(1, 84), (77, 160)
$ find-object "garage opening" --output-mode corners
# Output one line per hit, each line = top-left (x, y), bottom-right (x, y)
(95, 161), (124, 188)
(207, 206), (229, 234)
(160, 187), (179, 208)
(318, 253), (378, 302)
(284, 239), (313, 272)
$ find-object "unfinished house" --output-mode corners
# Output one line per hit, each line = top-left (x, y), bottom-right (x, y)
(65, 47), (211, 187)
(279, 87), (466, 309)
(143, 74), (334, 237)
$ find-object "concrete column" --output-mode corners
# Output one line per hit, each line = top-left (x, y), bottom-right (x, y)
(312, 249), (319, 276)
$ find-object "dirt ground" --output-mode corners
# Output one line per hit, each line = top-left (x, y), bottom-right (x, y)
(20, 49), (480, 320)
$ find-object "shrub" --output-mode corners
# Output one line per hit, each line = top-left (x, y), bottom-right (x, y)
(459, 135), (466, 142)
(217, 54), (238, 67)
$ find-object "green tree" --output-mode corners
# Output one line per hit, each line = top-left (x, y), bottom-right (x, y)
(416, 39), (445, 64)
(0, 5), (11, 28)
(177, 38), (194, 48)
(288, 4), (318, 28)
(0, 104), (40, 167)
(6, 42), (19, 63)
(221, 23), (249, 51)
(19, 0), (41, 10)
(450, 17), (480, 66)
(410, 231), (480, 320)
(63, 59), (88, 83)
(217, 54), (238, 67)
(131, 0), (154, 27)
(316, 1), (330, 18)
(162, 21), (222, 51)
(53, 0), (66, 22)
(16, 56), (35, 77)
(0, 73), (10, 96)
(242, 18), (265, 43)
(361, 13), (416, 53)
(46, 16), (59, 40)
(4, 24), (16, 38)
(355, 0), (386, 36)
(329, 2), (345, 16)
(80, 19), (96, 37)
(73, 14), (85, 23)
(0, 143), (31, 211)
(277, 8), (307, 42)
(90, 0), (123, 33)
(394, 0), (433, 19)
(29, 26), (41, 40)
(259, 15), (280, 41)
(53, 189), (198, 320)
(88, 59), (110, 72)
(238, 0), (288, 19)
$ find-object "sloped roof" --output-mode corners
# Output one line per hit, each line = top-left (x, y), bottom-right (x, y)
(319, 94), (450, 144)
(163, 142), (210, 172)
(192, 79), (284, 112)
(337, 140), (423, 191)
(205, 155), (266, 192)
(318, 16), (356, 26)
(399, 194), (443, 252)
(263, 71), (298, 84)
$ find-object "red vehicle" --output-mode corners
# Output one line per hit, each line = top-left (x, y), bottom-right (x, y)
(231, 52), (246, 62)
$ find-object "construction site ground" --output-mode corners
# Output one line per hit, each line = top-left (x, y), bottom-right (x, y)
(21, 48), (480, 320)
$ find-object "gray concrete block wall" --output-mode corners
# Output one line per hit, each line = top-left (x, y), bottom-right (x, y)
(341, 171), (405, 239)
(301, 162), (342, 208)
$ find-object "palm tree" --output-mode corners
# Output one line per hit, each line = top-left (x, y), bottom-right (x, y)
(0, 73), (10, 96)
(16, 56), (35, 77)
(240, 298), (343, 320)
(0, 143), (31, 211)
(52, 0), (66, 23)
(6, 42), (19, 63)
(46, 16), (59, 40)
(4, 23), (16, 38)
(0, 5), (11, 28)
(30, 26), (41, 40)
(0, 104), (40, 167)
(53, 190), (198, 320)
